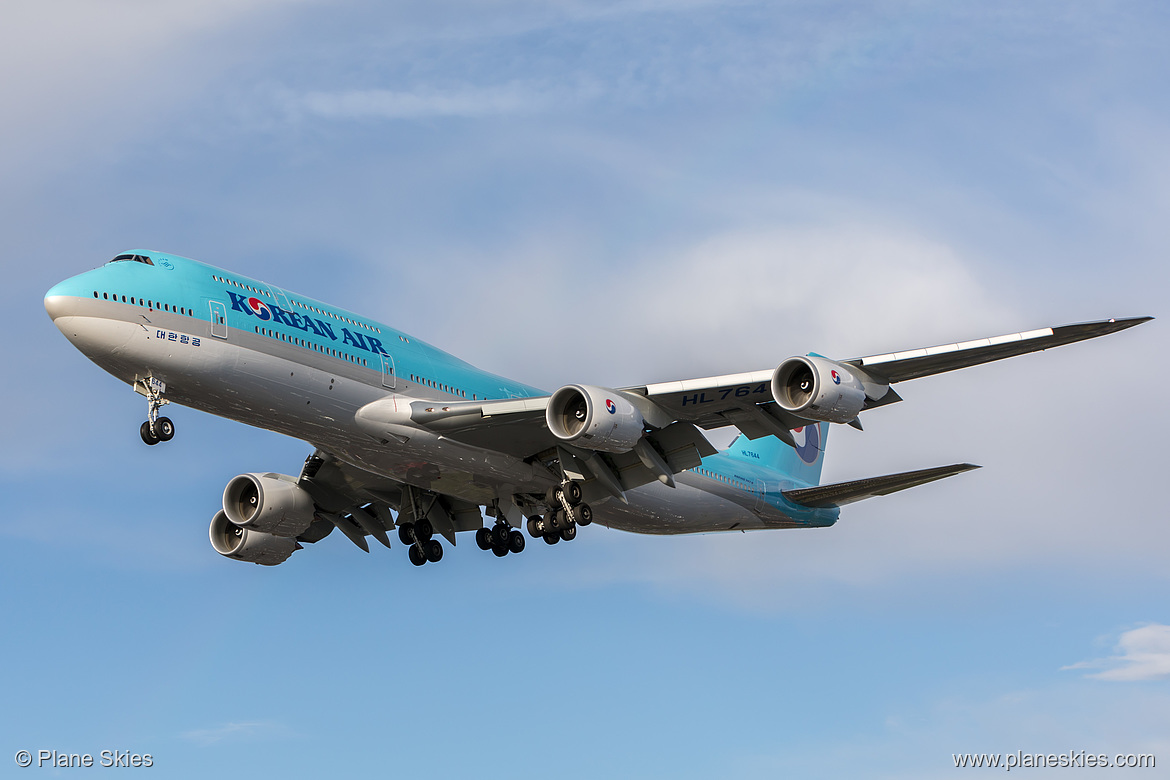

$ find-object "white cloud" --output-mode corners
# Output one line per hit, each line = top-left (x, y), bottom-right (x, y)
(1064, 625), (1170, 682)
(628, 225), (1015, 367)
(0, 0), (313, 175)
(378, 221), (1015, 388)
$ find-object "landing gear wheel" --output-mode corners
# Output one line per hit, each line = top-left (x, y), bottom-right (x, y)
(492, 544), (509, 557)
(476, 527), (494, 551)
(155, 416), (175, 442)
(508, 529), (526, 554)
(414, 518), (434, 543)
(560, 525), (577, 542)
(425, 539), (443, 563)
(527, 517), (544, 537)
(140, 421), (160, 446)
(562, 480), (583, 506)
(543, 533), (560, 545)
(408, 544), (427, 566)
(548, 510), (565, 531)
(577, 503), (593, 526)
(398, 523), (415, 546)
(491, 523), (511, 546)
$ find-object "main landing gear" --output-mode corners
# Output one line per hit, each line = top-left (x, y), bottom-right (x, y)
(398, 518), (444, 566)
(136, 377), (175, 446)
(527, 480), (591, 545)
(475, 520), (525, 558)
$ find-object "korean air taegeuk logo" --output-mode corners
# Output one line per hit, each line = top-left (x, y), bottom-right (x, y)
(247, 297), (272, 320)
(792, 425), (821, 464)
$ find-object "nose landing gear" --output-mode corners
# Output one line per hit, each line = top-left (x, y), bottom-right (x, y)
(135, 376), (175, 445)
(139, 417), (175, 446)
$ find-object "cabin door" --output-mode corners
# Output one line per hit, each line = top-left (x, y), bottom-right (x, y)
(209, 301), (228, 339)
(380, 353), (396, 389)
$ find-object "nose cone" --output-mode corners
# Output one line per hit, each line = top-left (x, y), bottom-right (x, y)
(45, 272), (134, 360)
(45, 280), (77, 322)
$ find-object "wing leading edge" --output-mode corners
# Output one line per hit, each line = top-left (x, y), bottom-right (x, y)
(846, 316), (1152, 383)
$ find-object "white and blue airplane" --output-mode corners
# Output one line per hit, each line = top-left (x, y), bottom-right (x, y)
(45, 251), (1151, 566)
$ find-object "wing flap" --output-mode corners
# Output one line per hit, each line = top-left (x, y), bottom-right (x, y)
(782, 463), (980, 508)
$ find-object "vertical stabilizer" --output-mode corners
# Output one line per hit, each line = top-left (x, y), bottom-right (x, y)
(723, 423), (829, 487)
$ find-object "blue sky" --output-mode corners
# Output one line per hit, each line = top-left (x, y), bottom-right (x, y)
(3, 2), (1168, 777)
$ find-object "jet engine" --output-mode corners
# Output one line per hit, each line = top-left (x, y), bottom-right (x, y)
(222, 472), (316, 537)
(771, 356), (872, 424)
(546, 384), (645, 453)
(209, 511), (299, 566)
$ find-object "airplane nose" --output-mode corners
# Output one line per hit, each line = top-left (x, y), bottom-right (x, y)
(45, 281), (75, 321)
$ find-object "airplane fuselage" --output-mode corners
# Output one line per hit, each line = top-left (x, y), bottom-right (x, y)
(45, 251), (837, 541)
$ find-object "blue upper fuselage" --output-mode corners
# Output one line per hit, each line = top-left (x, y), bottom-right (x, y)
(45, 249), (545, 403)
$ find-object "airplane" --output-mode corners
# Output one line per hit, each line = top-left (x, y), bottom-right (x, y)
(44, 250), (1152, 567)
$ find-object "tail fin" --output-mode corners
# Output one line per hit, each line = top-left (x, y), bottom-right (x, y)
(724, 423), (829, 486)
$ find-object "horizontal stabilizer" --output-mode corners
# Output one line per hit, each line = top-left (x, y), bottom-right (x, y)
(782, 463), (980, 508)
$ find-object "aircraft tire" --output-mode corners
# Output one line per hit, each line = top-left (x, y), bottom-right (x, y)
(563, 481), (583, 506)
(491, 522), (511, 546)
(492, 544), (508, 557)
(398, 523), (414, 545)
(475, 527), (493, 551)
(408, 544), (427, 566)
(414, 518), (434, 543)
(577, 503), (592, 526)
(560, 525), (577, 542)
(140, 422), (159, 446)
(425, 539), (443, 563)
(543, 533), (559, 545)
(508, 530), (525, 554)
(155, 416), (175, 442)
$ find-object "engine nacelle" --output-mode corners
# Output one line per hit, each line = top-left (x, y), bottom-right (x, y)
(222, 472), (316, 537)
(772, 356), (869, 424)
(546, 384), (645, 453)
(209, 511), (299, 566)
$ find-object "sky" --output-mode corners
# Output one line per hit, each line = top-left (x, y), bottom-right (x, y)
(2, 1), (1168, 777)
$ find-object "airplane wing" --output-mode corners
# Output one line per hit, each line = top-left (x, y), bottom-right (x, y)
(355, 396), (718, 498)
(782, 463), (980, 508)
(353, 316), (1150, 499)
(628, 317), (1151, 432)
(843, 317), (1152, 383)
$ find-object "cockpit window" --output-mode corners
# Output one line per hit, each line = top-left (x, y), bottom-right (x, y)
(110, 254), (155, 266)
